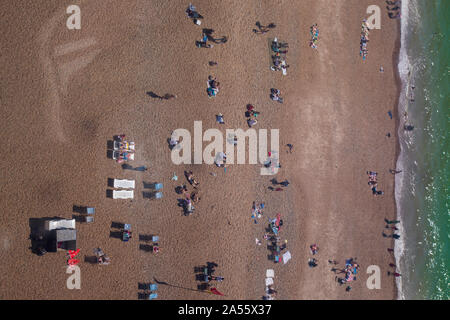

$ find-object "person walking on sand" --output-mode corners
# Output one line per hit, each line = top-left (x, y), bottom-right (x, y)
(386, 225), (399, 231)
(387, 248), (394, 253)
(162, 93), (177, 100)
(389, 263), (396, 268)
(216, 113), (225, 124)
(253, 22), (276, 34)
(388, 271), (401, 277)
(279, 180), (290, 187)
(308, 258), (318, 268)
(286, 144), (293, 153)
(280, 240), (288, 250)
(385, 218), (400, 224)
(269, 186), (284, 191)
(390, 169), (402, 174)
(310, 244), (319, 255)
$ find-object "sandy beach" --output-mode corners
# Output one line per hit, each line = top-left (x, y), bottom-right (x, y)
(0, 0), (399, 300)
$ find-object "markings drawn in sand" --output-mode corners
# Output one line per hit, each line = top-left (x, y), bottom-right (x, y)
(37, 6), (101, 143)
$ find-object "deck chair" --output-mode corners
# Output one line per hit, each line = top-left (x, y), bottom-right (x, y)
(266, 269), (274, 278)
(152, 236), (159, 243)
(154, 183), (163, 190)
(85, 216), (94, 223)
(148, 293), (158, 300)
(149, 284), (158, 291)
(86, 207), (95, 214)
(265, 277), (274, 286)
(154, 192), (163, 199)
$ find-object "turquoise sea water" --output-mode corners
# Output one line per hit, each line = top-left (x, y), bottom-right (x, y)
(395, 0), (449, 300)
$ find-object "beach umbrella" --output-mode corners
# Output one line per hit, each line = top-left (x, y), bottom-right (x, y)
(282, 251), (291, 264)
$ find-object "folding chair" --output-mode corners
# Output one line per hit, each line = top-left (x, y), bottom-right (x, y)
(148, 293), (158, 300)
(149, 284), (158, 291)
(154, 183), (163, 190)
(154, 192), (163, 199)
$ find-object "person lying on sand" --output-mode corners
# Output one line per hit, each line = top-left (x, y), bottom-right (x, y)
(388, 11), (401, 19)
(191, 190), (201, 203)
(185, 171), (200, 187)
(247, 118), (258, 127)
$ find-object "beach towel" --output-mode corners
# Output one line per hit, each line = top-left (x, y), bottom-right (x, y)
(209, 287), (224, 296)
(282, 251), (291, 264)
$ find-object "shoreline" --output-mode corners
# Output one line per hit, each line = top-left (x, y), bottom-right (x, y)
(392, 17), (403, 301)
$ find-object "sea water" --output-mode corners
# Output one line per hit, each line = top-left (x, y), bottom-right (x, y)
(395, 0), (449, 300)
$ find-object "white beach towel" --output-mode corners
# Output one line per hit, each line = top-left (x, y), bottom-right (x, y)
(113, 190), (134, 199)
(265, 277), (274, 286)
(113, 179), (135, 189)
(283, 251), (292, 264)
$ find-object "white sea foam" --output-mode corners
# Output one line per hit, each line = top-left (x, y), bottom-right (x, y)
(394, 0), (414, 301)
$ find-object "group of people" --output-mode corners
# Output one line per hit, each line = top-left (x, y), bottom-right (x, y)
(196, 262), (225, 292)
(331, 258), (360, 291)
(367, 171), (384, 196)
(384, 219), (401, 276)
(94, 248), (111, 265)
(270, 88), (284, 103)
(180, 171), (201, 215)
(360, 20), (370, 61)
(263, 229), (288, 264)
(340, 259), (360, 287)
(309, 24), (319, 49)
(387, 0), (401, 19)
(268, 178), (289, 191)
(270, 38), (289, 72)
(186, 3), (203, 25)
(308, 244), (319, 268)
(113, 134), (135, 163)
(251, 201), (265, 223)
(207, 75), (220, 97)
(246, 104), (259, 127)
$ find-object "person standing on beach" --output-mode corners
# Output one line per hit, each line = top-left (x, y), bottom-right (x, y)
(386, 225), (399, 231)
(279, 180), (290, 187)
(385, 218), (400, 224)
(286, 144), (293, 153)
(162, 93), (176, 100)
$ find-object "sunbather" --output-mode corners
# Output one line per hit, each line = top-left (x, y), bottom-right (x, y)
(247, 118), (258, 127)
(186, 171), (200, 187)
